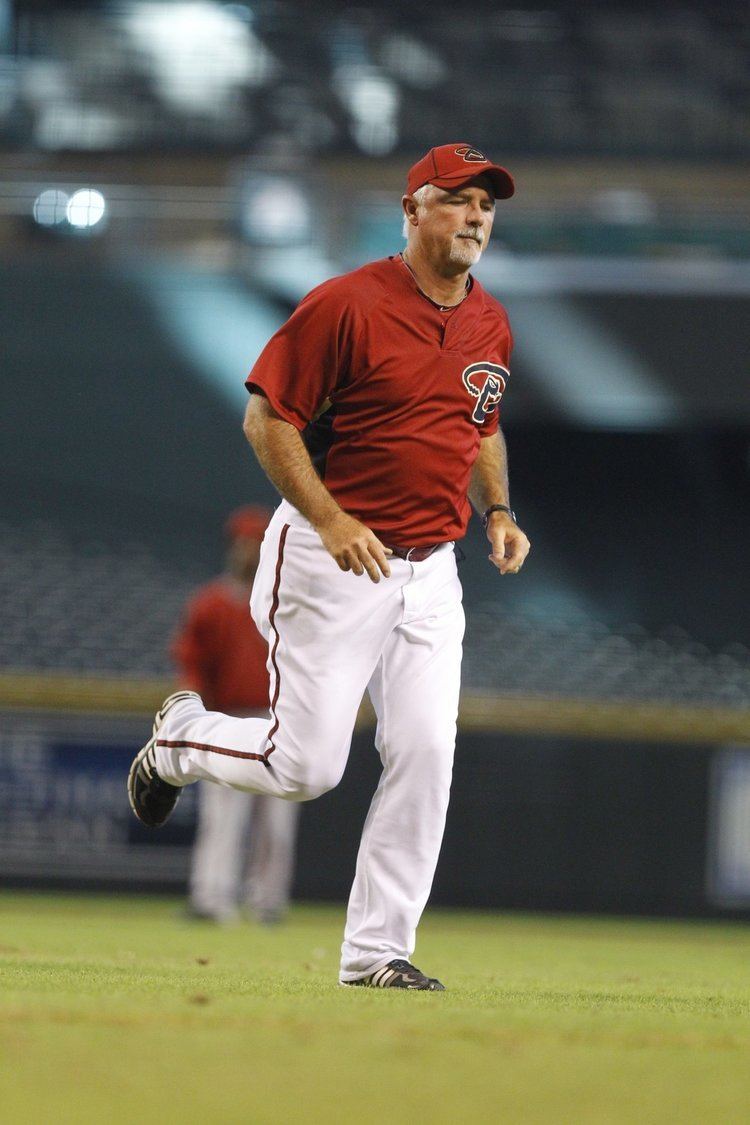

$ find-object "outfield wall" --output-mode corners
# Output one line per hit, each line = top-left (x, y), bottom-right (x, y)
(1, 681), (748, 918)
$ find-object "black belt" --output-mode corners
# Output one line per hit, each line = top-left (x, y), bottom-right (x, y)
(385, 543), (442, 563)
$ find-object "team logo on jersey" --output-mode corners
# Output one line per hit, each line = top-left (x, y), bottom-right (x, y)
(455, 145), (487, 164)
(462, 362), (508, 424)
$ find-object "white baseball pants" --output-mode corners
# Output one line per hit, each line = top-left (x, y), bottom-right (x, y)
(155, 500), (464, 980)
(244, 791), (300, 921)
(189, 783), (300, 923)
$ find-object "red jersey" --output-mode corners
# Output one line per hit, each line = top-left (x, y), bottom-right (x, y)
(171, 577), (269, 713)
(246, 256), (513, 546)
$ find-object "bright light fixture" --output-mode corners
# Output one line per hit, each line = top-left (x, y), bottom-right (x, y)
(32, 189), (70, 227)
(66, 189), (106, 229)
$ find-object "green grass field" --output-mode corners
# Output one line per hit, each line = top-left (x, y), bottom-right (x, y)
(1, 892), (749, 1124)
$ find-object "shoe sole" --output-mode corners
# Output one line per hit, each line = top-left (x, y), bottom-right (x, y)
(338, 978), (446, 990)
(127, 736), (157, 823)
(127, 690), (201, 825)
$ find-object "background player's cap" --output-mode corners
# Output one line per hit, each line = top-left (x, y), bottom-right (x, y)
(224, 505), (272, 543)
(406, 143), (514, 199)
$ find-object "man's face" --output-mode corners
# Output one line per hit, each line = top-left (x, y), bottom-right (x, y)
(227, 536), (262, 581)
(404, 174), (496, 272)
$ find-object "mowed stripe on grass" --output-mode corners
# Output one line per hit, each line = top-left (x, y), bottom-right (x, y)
(1, 892), (749, 1124)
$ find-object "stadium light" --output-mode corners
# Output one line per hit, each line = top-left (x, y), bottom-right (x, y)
(66, 189), (107, 230)
(32, 189), (70, 228)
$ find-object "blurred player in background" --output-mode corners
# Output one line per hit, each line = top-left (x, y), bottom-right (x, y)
(172, 506), (299, 924)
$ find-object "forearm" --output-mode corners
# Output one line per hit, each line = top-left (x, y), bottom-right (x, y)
(470, 428), (531, 574)
(468, 429), (511, 514)
(243, 395), (342, 531)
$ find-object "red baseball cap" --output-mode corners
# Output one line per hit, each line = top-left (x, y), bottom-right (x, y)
(224, 505), (272, 543)
(406, 143), (514, 199)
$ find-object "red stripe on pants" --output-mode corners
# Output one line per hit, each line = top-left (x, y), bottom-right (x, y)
(156, 522), (290, 765)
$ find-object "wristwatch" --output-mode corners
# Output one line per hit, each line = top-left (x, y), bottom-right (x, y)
(482, 504), (516, 528)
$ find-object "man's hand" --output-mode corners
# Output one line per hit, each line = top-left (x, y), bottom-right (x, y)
(316, 511), (393, 583)
(486, 511), (531, 575)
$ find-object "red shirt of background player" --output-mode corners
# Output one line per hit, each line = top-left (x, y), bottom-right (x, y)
(246, 256), (513, 548)
(171, 579), (269, 714)
(171, 507), (271, 715)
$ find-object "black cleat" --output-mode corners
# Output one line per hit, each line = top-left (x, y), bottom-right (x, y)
(127, 690), (201, 828)
(342, 959), (445, 991)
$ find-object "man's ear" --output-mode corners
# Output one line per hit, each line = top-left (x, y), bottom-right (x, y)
(401, 194), (419, 227)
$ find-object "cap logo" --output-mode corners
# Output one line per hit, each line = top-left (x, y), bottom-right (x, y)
(454, 146), (487, 163)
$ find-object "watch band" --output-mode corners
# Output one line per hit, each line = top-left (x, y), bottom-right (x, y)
(482, 504), (516, 527)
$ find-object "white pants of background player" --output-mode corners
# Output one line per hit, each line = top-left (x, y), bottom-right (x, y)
(156, 500), (464, 982)
(189, 783), (300, 923)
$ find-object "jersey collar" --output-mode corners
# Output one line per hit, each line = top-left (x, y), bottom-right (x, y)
(391, 253), (480, 304)
(388, 254), (484, 344)
(397, 251), (472, 311)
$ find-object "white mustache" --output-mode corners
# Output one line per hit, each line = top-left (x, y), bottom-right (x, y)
(456, 230), (484, 245)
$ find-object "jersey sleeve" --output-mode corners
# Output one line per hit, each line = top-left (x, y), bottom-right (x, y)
(482, 405), (500, 436)
(246, 279), (357, 430)
(483, 310), (514, 435)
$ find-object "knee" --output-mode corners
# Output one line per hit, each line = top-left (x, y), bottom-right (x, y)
(298, 762), (345, 801)
(383, 731), (455, 781)
(274, 760), (345, 803)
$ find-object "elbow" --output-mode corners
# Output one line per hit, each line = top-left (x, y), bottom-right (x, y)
(244, 392), (294, 448)
(243, 392), (265, 445)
